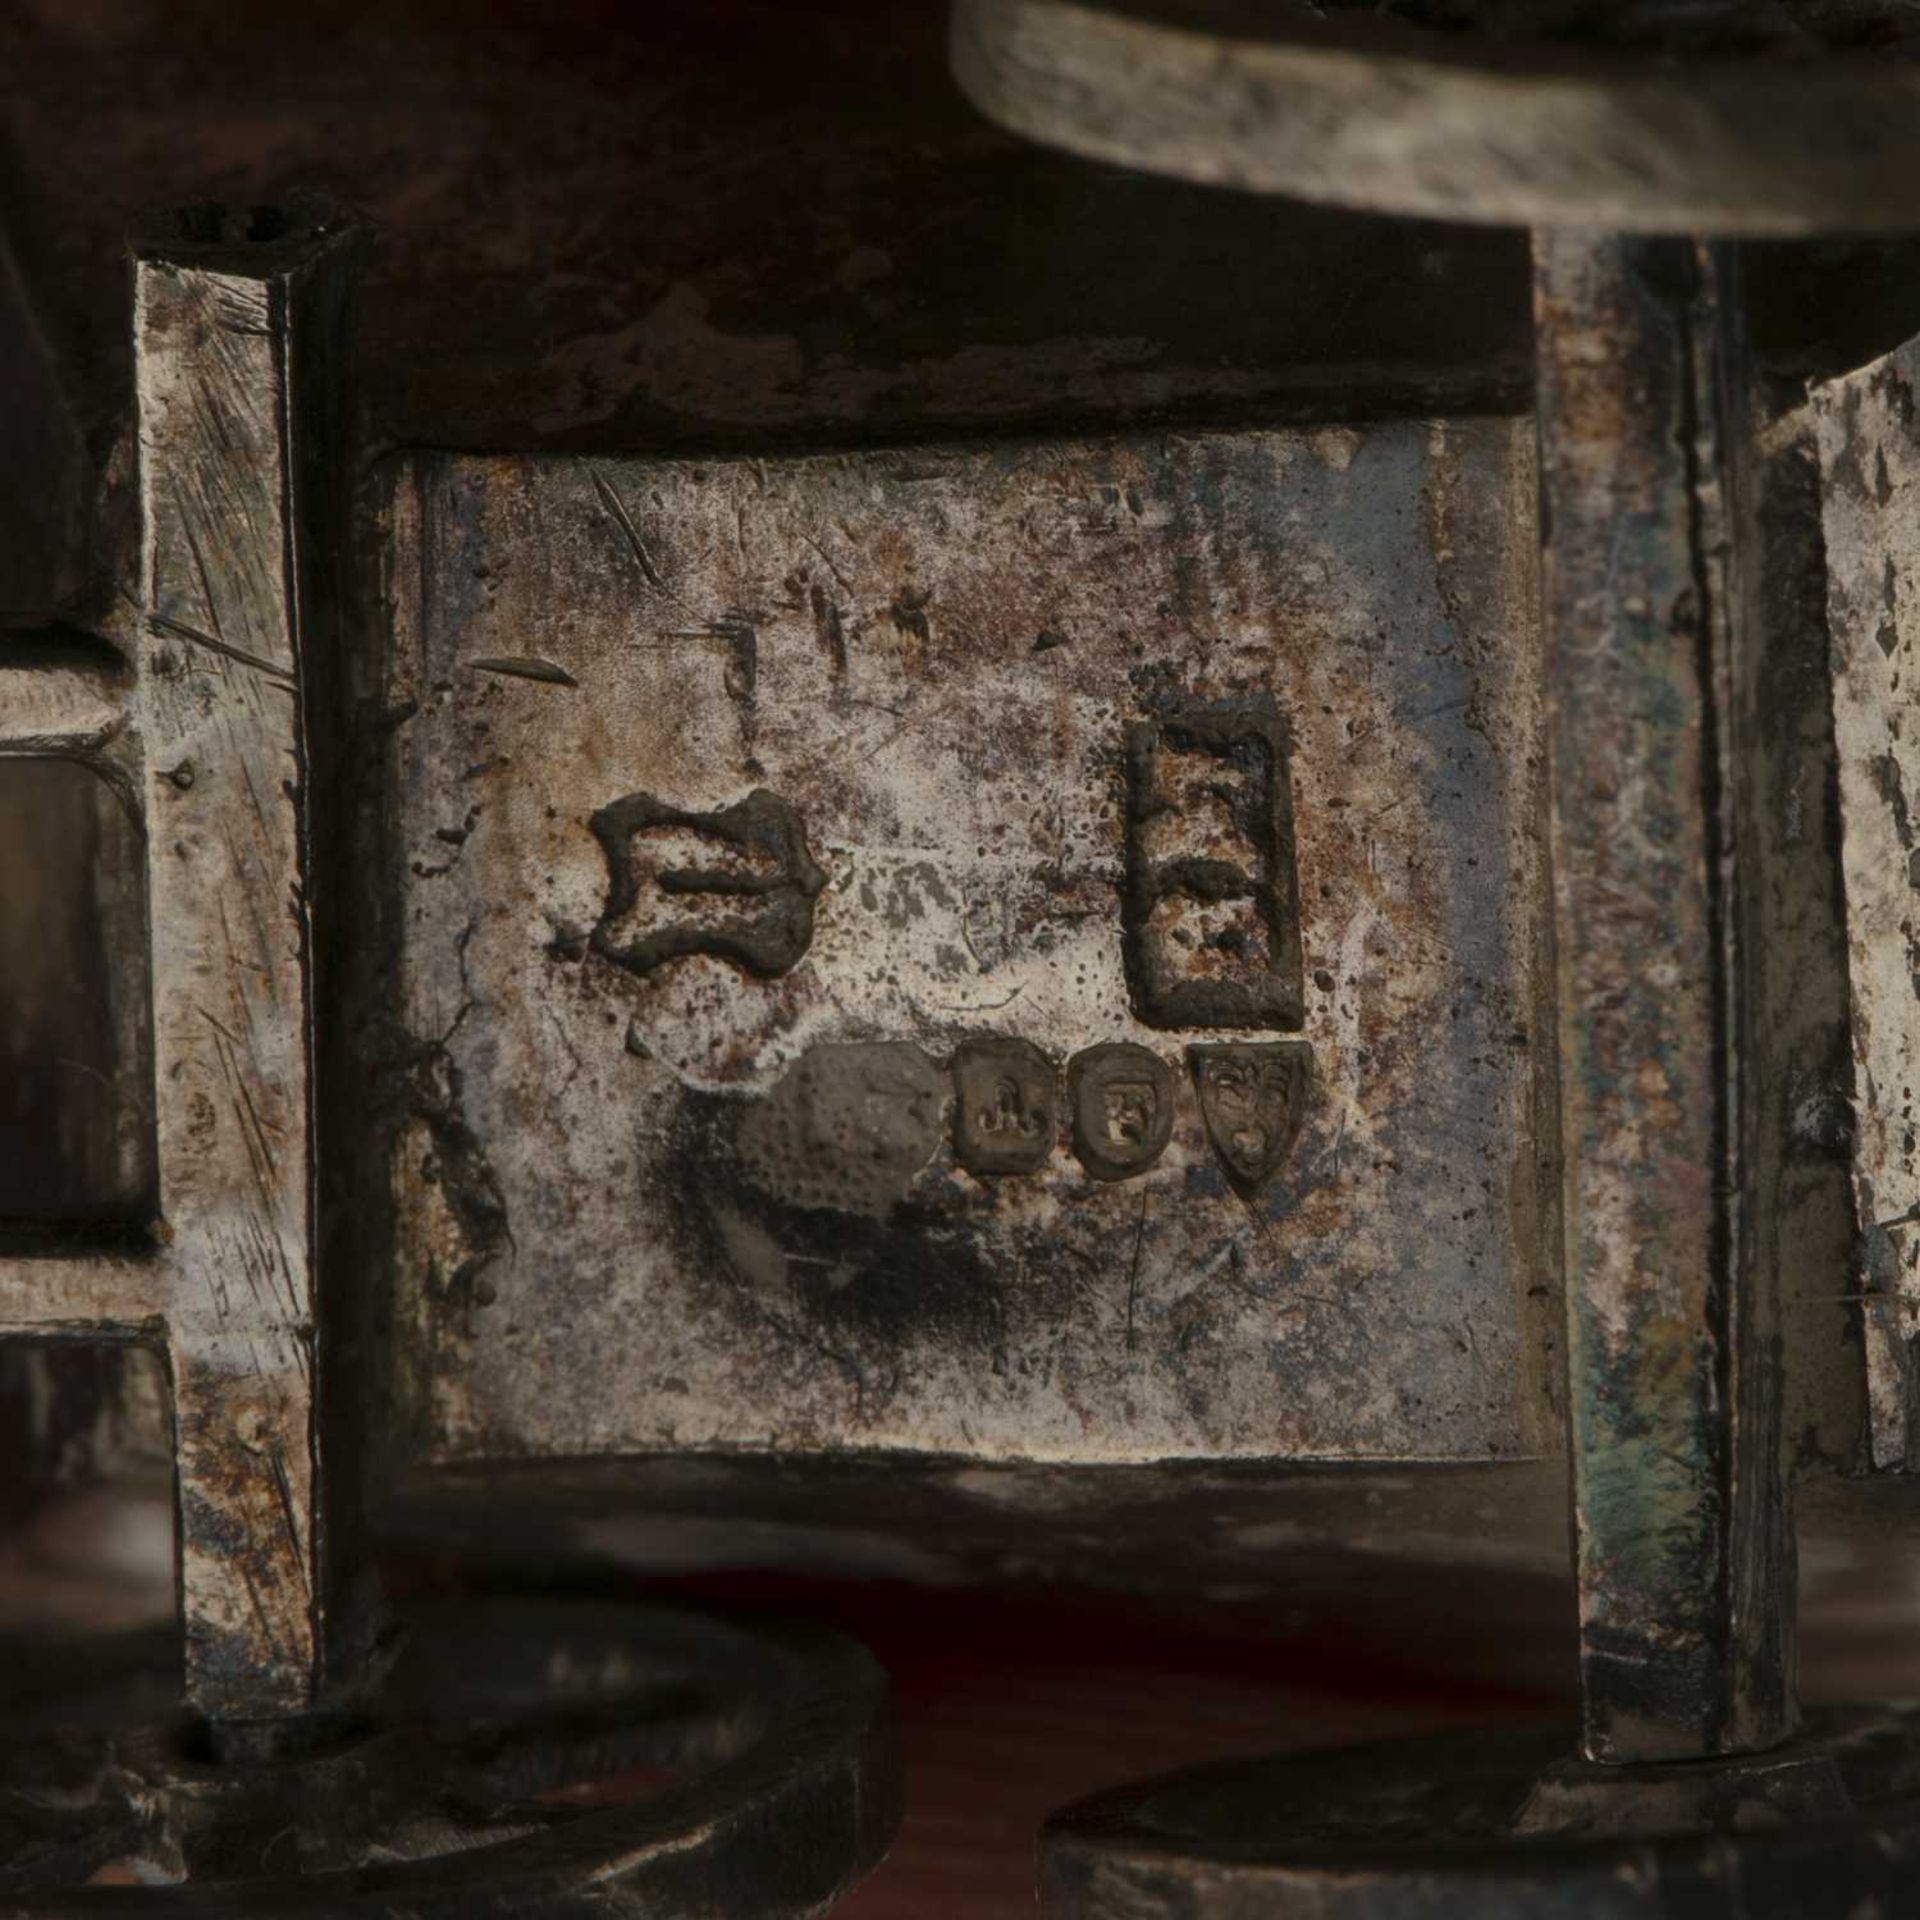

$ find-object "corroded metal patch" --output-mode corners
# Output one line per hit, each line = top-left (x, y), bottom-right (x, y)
(385, 422), (1552, 1465)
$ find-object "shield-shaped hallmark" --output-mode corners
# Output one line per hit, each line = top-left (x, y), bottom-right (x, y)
(1187, 1042), (1313, 1198)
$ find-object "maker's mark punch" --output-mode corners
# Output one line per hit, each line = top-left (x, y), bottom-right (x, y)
(591, 787), (828, 980)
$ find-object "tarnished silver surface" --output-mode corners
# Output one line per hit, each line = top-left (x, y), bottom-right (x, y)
(1536, 233), (1792, 1764)
(134, 231), (327, 1718)
(381, 419), (1558, 1469)
(1817, 339), (1920, 1472)
(0, 206), (357, 1720)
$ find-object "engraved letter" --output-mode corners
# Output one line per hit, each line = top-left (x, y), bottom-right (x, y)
(1123, 695), (1303, 1029)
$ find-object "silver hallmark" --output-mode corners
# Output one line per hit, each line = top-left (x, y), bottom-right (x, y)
(386, 423), (1550, 1466)
(1188, 1041), (1314, 1199)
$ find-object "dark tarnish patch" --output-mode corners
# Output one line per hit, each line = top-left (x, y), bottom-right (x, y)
(887, 585), (933, 643)
(714, 612), (758, 705)
(656, 1061), (1007, 1402)
(809, 582), (849, 675)
(175, 1367), (317, 1705)
(386, 1040), (516, 1461)
(1872, 359), (1918, 430)
(1869, 750), (1913, 849)
(590, 787), (827, 980)
(407, 1055), (513, 1319)
(1570, 1288), (1731, 1747)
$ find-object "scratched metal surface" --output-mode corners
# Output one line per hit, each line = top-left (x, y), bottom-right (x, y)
(379, 417), (1558, 1467)
(1817, 337), (1920, 1472)
(0, 212), (359, 1720)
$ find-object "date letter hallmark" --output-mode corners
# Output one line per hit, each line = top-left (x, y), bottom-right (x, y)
(1123, 696), (1304, 1030)
(590, 787), (827, 980)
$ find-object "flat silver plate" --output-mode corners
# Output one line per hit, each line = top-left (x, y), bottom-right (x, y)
(385, 421), (1554, 1466)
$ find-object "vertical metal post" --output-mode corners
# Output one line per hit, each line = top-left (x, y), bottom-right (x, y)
(1535, 229), (1792, 1764)
(133, 207), (354, 1721)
